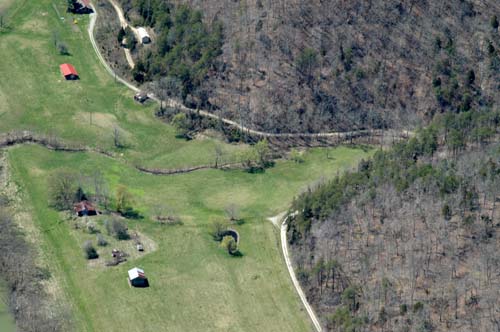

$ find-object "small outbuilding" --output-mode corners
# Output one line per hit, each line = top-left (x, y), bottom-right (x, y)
(60, 63), (79, 80)
(74, 201), (98, 217)
(137, 27), (151, 44)
(128, 267), (149, 287)
(134, 91), (149, 103)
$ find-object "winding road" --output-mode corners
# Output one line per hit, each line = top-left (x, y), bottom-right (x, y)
(268, 212), (323, 332)
(88, 7), (139, 92)
(88, 3), (412, 141)
(107, 0), (135, 69)
(88, 5), (348, 330)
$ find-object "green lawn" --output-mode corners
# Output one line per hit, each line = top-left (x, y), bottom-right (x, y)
(1, 1), (375, 331)
(0, 0), (248, 170)
(9, 145), (372, 332)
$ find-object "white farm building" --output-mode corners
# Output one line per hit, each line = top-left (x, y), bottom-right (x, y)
(128, 267), (149, 287)
(137, 27), (151, 44)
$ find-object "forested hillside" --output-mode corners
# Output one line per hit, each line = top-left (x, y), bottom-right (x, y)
(109, 0), (500, 134)
(287, 90), (500, 329)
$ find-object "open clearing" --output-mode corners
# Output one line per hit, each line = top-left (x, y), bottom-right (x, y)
(1, 1), (374, 331)
(9, 145), (372, 332)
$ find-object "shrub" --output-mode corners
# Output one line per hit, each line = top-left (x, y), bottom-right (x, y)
(57, 42), (70, 55)
(296, 268), (310, 283)
(463, 214), (475, 226)
(378, 307), (387, 324)
(412, 301), (424, 312)
(290, 148), (305, 163)
(210, 220), (227, 241)
(341, 286), (360, 312)
(491, 15), (499, 29)
(86, 221), (98, 234)
(115, 185), (134, 215)
(254, 139), (272, 168)
(105, 218), (129, 240)
(220, 235), (239, 255)
(83, 240), (98, 259)
(96, 234), (108, 247)
(171, 113), (191, 138)
(400, 304), (408, 315)
(328, 306), (365, 331)
(124, 27), (137, 50)
(117, 27), (126, 44)
(442, 204), (452, 220)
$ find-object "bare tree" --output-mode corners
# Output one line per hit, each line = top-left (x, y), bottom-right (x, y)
(224, 203), (241, 223)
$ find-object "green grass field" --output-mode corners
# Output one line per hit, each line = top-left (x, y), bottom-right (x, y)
(1, 1), (374, 331)
(0, 0), (248, 169)
(9, 145), (372, 332)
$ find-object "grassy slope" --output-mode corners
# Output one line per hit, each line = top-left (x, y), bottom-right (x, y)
(1, 1), (374, 331)
(9, 145), (372, 332)
(0, 0), (247, 169)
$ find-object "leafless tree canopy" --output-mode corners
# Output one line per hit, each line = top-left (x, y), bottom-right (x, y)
(106, 0), (500, 134)
(289, 146), (500, 331)
(0, 208), (70, 331)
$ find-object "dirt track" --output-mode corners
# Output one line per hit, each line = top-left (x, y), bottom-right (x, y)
(88, 3), (412, 142)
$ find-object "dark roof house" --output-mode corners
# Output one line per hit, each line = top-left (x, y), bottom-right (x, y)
(74, 201), (98, 217)
(60, 63), (79, 80)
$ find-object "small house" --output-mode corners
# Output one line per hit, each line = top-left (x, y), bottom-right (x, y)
(128, 267), (149, 287)
(60, 63), (79, 80)
(74, 201), (98, 217)
(137, 27), (151, 44)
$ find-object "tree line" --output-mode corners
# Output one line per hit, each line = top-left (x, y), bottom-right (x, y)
(0, 198), (70, 331)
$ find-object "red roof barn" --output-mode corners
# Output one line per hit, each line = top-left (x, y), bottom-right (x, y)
(60, 63), (79, 80)
(80, 0), (91, 7)
(74, 201), (98, 217)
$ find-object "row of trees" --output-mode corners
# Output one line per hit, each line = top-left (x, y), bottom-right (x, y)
(0, 201), (70, 331)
